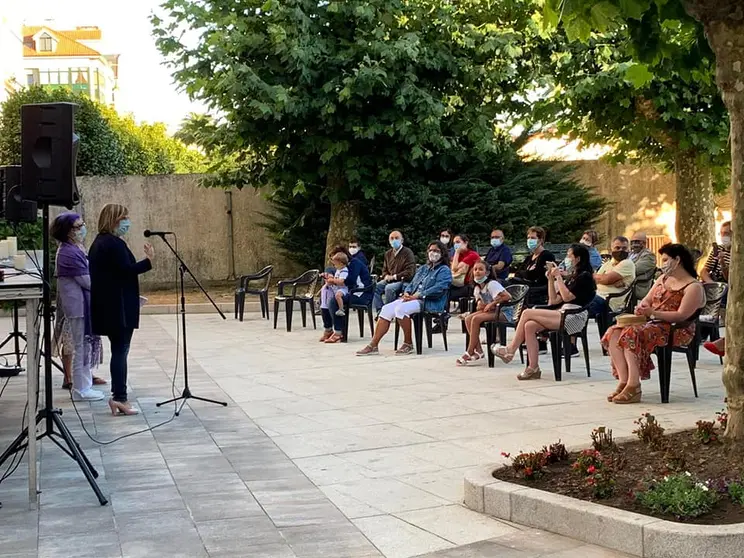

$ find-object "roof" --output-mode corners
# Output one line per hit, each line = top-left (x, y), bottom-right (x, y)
(22, 25), (103, 58)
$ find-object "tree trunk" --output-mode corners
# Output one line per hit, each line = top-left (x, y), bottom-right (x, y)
(674, 153), (715, 251)
(684, 1), (744, 440)
(325, 200), (360, 263)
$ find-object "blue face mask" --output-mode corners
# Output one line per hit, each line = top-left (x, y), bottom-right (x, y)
(490, 238), (502, 249)
(527, 238), (538, 251)
(563, 257), (574, 272)
(474, 275), (488, 284)
(390, 238), (402, 250)
(116, 218), (131, 237)
(75, 225), (87, 243)
(453, 242), (462, 250)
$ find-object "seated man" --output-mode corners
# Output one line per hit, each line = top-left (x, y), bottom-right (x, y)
(629, 231), (657, 300)
(588, 236), (636, 318)
(373, 230), (416, 312)
(485, 228), (513, 282)
(701, 221), (731, 285)
(348, 237), (368, 267)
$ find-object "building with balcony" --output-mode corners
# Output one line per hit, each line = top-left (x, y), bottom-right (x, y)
(23, 25), (119, 106)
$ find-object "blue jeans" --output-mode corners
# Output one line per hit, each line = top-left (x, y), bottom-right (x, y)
(322, 292), (373, 334)
(374, 280), (404, 311)
(587, 295), (607, 319)
(108, 329), (134, 402)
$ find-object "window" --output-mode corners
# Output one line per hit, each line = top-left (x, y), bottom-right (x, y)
(38, 33), (53, 52)
(26, 71), (38, 86)
(59, 70), (69, 85)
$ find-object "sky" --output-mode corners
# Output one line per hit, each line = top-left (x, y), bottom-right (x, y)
(14, 0), (203, 132)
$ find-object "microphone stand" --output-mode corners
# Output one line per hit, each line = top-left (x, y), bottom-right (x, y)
(153, 234), (227, 415)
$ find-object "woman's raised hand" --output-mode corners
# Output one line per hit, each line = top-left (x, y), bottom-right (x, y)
(144, 243), (155, 260)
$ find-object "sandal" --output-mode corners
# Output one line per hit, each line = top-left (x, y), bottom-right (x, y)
(319, 330), (333, 342)
(395, 343), (414, 355)
(517, 366), (542, 381)
(456, 353), (472, 366)
(490, 345), (514, 364)
(612, 385), (642, 404)
(607, 383), (627, 402)
(92, 376), (107, 385)
(356, 345), (379, 356)
(324, 333), (344, 344)
(471, 350), (484, 361)
(61, 381), (72, 390)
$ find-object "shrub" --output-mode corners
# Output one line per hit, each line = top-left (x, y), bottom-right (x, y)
(591, 426), (616, 453)
(541, 441), (569, 464)
(636, 473), (719, 519)
(587, 465), (616, 499)
(633, 413), (666, 450)
(727, 481), (744, 506)
(663, 447), (686, 473)
(695, 420), (718, 445)
(572, 449), (603, 476)
(509, 451), (549, 480)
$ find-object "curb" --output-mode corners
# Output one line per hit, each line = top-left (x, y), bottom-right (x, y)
(464, 465), (744, 558)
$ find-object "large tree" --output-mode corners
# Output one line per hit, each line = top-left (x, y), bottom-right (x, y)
(152, 0), (544, 259)
(536, 24), (729, 251)
(543, 0), (744, 440)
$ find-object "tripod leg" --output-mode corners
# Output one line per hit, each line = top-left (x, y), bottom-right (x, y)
(0, 426), (29, 467)
(156, 394), (184, 407)
(49, 413), (107, 505)
(189, 394), (228, 407)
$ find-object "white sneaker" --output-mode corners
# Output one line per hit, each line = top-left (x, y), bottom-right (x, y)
(72, 388), (105, 402)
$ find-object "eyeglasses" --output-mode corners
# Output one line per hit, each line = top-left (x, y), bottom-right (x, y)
(490, 235), (503, 239)
(72, 222), (86, 230)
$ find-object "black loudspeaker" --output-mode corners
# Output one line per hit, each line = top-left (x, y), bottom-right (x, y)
(21, 102), (80, 208)
(1, 166), (38, 223)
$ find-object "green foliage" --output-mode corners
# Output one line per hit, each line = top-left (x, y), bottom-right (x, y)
(263, 158), (608, 268)
(636, 472), (718, 519)
(727, 481), (744, 506)
(695, 420), (719, 444)
(633, 412), (666, 450)
(153, 0), (546, 203)
(0, 87), (205, 176)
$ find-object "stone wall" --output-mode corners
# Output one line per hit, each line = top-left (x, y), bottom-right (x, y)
(75, 175), (299, 289)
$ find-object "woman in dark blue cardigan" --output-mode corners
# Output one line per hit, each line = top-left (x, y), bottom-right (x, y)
(89, 204), (153, 416)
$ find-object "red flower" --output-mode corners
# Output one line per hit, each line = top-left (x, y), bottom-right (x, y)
(524, 467), (533, 477)
(587, 465), (596, 474)
(501, 452), (511, 458)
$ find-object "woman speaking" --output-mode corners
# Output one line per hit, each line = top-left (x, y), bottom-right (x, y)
(89, 204), (154, 416)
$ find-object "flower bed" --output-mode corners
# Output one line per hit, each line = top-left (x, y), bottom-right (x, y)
(491, 411), (744, 524)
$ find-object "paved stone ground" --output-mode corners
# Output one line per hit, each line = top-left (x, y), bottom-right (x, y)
(0, 311), (725, 558)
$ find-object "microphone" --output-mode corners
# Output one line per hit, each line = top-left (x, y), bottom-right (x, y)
(144, 230), (173, 238)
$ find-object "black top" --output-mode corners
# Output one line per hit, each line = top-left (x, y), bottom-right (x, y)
(565, 271), (597, 307)
(89, 233), (152, 336)
(515, 250), (556, 286)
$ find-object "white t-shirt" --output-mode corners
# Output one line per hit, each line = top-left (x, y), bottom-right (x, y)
(474, 279), (506, 304)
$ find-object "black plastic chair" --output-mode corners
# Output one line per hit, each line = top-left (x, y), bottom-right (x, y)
(235, 265), (273, 321)
(653, 309), (703, 403)
(273, 270), (320, 332)
(341, 281), (376, 342)
(595, 280), (637, 352)
(394, 294), (450, 354)
(518, 303), (591, 381)
(696, 282), (726, 364)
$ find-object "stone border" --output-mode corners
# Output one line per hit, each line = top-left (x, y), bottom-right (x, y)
(464, 465), (744, 558)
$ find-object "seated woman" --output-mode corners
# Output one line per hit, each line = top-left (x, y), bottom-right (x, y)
(510, 226), (555, 306)
(450, 233), (481, 303)
(560, 230), (602, 271)
(492, 243), (596, 380)
(457, 261), (512, 365)
(357, 241), (452, 356)
(320, 246), (373, 343)
(602, 243), (705, 404)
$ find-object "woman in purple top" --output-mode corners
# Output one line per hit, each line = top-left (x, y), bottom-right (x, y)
(51, 213), (105, 402)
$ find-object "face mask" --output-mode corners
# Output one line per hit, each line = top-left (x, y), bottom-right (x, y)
(440, 236), (450, 244)
(631, 242), (644, 253)
(453, 242), (462, 251)
(661, 259), (678, 276)
(349, 247), (359, 255)
(474, 275), (487, 284)
(721, 236), (732, 247)
(390, 238), (402, 250)
(75, 225), (87, 243)
(612, 250), (629, 262)
(580, 239), (592, 247)
(428, 250), (441, 263)
(527, 238), (538, 251)
(490, 238), (502, 248)
(563, 258), (574, 272)
(116, 218), (131, 237)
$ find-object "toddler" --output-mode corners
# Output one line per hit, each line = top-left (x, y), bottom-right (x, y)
(320, 252), (350, 317)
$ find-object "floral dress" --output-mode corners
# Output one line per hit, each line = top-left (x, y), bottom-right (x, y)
(601, 278), (697, 380)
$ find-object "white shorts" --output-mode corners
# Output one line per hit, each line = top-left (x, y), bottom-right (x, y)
(378, 298), (422, 322)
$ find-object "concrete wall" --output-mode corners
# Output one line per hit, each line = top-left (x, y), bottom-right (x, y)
(75, 175), (299, 289)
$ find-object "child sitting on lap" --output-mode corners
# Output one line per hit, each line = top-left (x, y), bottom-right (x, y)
(320, 252), (350, 317)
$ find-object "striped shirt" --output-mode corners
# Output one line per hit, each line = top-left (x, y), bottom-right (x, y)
(705, 246), (730, 282)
